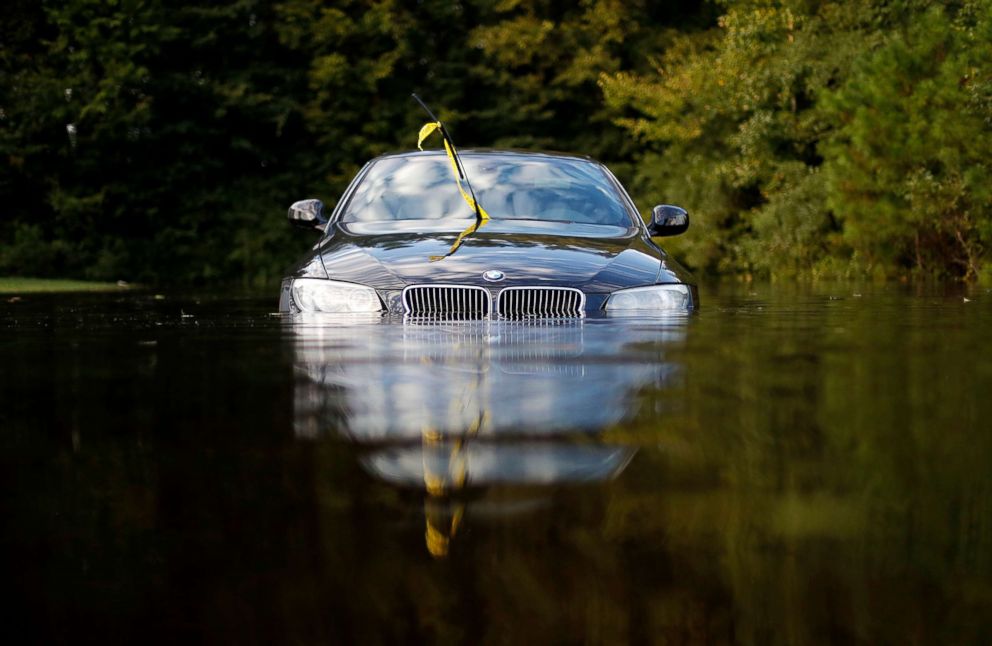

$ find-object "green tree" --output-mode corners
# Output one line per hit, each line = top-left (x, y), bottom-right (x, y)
(822, 1), (992, 280)
(1, 0), (314, 284)
(467, 0), (712, 166)
(601, 0), (992, 280)
(600, 1), (883, 277)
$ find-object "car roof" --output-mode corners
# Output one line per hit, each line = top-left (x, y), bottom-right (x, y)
(371, 148), (598, 164)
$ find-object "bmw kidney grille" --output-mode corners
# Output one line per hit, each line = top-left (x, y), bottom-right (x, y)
(403, 285), (584, 318)
(403, 285), (490, 317)
(497, 287), (584, 318)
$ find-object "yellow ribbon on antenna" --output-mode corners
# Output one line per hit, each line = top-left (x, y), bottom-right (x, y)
(417, 121), (490, 261)
(417, 122), (442, 150)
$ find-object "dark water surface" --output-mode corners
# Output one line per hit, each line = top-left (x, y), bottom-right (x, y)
(2, 284), (991, 644)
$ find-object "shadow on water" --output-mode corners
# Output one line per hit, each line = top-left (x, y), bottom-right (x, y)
(2, 284), (992, 643)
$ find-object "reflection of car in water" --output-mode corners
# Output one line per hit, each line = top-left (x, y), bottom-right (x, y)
(292, 318), (685, 557)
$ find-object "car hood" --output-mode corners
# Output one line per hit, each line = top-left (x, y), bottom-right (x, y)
(314, 219), (673, 292)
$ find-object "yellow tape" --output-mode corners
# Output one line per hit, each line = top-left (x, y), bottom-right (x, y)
(418, 121), (490, 260)
(428, 221), (482, 262)
(417, 122), (441, 150)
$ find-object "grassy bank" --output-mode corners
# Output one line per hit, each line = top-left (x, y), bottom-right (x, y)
(0, 278), (130, 294)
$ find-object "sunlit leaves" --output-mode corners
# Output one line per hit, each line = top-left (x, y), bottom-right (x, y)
(602, 0), (992, 280)
(822, 2), (992, 279)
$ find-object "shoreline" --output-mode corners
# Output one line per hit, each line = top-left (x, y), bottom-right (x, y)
(0, 278), (131, 294)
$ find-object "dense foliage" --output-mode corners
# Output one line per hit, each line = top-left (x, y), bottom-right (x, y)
(602, 0), (992, 281)
(1, 0), (990, 284)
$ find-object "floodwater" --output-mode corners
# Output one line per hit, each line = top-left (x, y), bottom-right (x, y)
(2, 283), (991, 644)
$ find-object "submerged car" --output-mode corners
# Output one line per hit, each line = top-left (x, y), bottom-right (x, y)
(279, 149), (697, 316)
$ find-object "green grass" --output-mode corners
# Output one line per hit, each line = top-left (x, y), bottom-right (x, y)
(0, 277), (130, 294)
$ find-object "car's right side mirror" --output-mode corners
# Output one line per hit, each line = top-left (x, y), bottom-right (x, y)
(288, 199), (328, 231)
(647, 205), (689, 237)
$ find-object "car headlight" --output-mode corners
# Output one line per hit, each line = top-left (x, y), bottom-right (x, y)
(605, 284), (691, 311)
(291, 278), (383, 313)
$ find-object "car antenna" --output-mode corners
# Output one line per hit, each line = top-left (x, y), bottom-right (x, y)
(411, 93), (487, 229)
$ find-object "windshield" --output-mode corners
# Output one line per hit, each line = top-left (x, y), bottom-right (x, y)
(341, 154), (633, 226)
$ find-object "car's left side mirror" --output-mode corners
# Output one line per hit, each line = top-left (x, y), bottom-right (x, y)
(647, 204), (689, 237)
(288, 199), (328, 231)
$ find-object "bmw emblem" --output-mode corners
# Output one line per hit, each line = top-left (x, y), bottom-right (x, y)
(482, 270), (505, 282)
